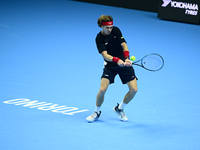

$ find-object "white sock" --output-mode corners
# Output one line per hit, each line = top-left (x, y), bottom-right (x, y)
(95, 106), (101, 113)
(118, 102), (127, 110)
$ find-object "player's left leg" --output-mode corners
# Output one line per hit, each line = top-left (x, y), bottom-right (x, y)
(123, 78), (137, 104)
(113, 78), (137, 121)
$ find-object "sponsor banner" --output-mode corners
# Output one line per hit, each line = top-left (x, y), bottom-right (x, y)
(157, 0), (200, 24)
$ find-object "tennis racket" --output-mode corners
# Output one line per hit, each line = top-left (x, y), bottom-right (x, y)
(132, 53), (164, 71)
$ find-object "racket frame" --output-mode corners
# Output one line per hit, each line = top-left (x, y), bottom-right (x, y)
(132, 53), (164, 71)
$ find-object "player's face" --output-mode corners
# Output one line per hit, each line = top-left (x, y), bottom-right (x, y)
(102, 25), (113, 35)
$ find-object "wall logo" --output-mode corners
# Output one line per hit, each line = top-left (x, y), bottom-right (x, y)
(162, 0), (171, 7)
(161, 0), (199, 16)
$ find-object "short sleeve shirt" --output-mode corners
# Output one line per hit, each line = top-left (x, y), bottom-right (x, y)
(95, 26), (126, 67)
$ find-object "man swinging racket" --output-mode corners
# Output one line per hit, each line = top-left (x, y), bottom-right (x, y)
(86, 15), (138, 122)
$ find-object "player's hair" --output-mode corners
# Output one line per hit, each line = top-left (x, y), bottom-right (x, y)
(97, 15), (113, 27)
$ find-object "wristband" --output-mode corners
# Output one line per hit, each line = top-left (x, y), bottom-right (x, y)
(112, 57), (120, 63)
(123, 51), (130, 59)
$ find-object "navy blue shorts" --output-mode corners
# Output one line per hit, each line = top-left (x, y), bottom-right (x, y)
(101, 66), (137, 84)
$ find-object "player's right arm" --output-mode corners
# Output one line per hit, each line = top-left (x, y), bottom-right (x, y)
(101, 51), (124, 67)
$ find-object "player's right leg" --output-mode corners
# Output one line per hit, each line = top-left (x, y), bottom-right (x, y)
(86, 78), (110, 123)
(96, 78), (110, 107)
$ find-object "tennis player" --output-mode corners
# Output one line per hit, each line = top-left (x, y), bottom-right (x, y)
(86, 15), (138, 122)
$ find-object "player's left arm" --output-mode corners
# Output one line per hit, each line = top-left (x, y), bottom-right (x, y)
(121, 42), (132, 66)
(121, 42), (128, 52)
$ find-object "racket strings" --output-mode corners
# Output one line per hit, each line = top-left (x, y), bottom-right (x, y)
(142, 55), (164, 71)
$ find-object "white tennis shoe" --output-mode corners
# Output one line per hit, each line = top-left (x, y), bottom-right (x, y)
(113, 103), (128, 121)
(86, 111), (101, 123)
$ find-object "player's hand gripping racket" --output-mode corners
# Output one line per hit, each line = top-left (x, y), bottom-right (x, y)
(131, 53), (164, 71)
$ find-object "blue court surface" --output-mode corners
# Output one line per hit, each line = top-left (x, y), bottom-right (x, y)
(0, 0), (200, 149)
